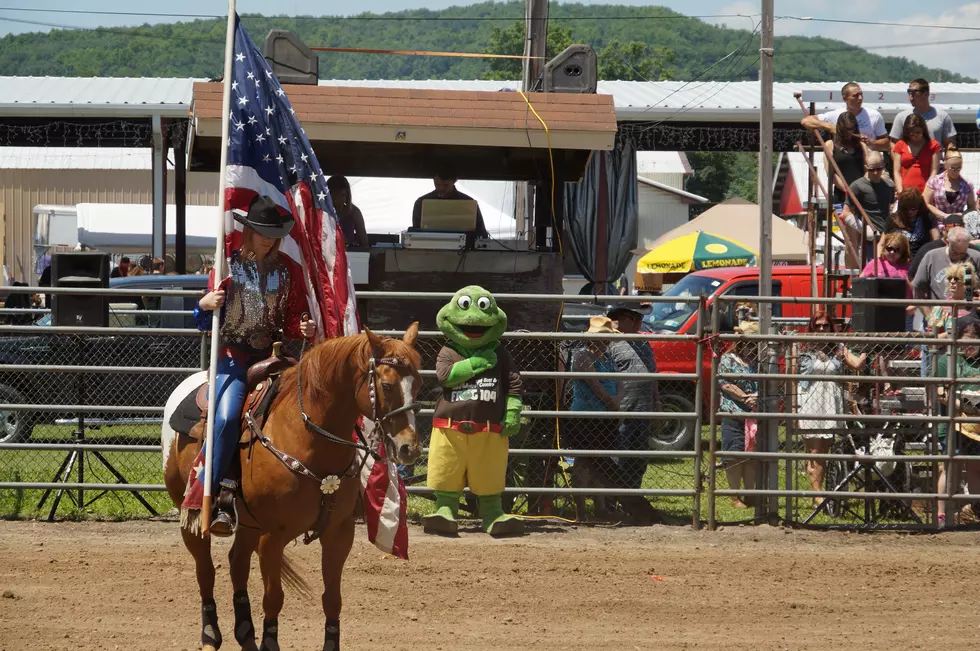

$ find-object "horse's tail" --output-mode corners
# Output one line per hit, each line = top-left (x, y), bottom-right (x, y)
(281, 551), (315, 601)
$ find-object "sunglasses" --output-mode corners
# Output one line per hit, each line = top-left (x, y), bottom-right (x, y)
(866, 166), (884, 172)
(813, 322), (832, 328)
(948, 166), (963, 172)
(907, 88), (926, 94)
(885, 246), (901, 253)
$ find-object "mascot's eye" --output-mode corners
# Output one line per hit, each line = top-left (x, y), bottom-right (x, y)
(477, 296), (491, 310)
(457, 296), (472, 310)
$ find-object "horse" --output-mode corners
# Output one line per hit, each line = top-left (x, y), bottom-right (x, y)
(161, 324), (422, 651)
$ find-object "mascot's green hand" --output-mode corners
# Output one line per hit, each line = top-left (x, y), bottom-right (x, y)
(502, 395), (523, 436)
(444, 358), (491, 387)
(474, 342), (499, 369)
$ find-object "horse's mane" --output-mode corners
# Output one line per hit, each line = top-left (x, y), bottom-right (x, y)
(273, 334), (371, 411)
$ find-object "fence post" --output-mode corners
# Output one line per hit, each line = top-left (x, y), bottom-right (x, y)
(691, 295), (707, 529)
(200, 333), (208, 371)
(945, 321), (958, 525)
(708, 300), (721, 530)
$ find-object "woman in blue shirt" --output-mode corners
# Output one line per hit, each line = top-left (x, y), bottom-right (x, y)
(718, 321), (759, 508)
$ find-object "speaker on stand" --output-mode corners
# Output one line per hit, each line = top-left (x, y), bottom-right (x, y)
(37, 253), (157, 518)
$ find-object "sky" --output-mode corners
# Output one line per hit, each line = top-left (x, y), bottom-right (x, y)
(0, 0), (978, 79)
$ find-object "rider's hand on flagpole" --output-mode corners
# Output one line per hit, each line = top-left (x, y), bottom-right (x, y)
(199, 289), (226, 312)
(300, 316), (317, 340)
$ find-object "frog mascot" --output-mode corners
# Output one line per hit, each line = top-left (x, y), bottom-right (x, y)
(422, 286), (525, 536)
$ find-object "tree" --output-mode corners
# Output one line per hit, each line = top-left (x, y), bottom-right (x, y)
(597, 40), (675, 81)
(684, 152), (759, 204)
(484, 21), (573, 81)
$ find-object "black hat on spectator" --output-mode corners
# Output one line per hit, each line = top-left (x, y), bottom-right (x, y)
(607, 303), (652, 320)
(235, 195), (294, 239)
(946, 213), (965, 226)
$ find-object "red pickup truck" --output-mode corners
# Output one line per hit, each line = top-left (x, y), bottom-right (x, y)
(646, 266), (844, 451)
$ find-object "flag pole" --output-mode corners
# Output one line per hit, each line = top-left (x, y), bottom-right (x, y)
(202, 0), (238, 536)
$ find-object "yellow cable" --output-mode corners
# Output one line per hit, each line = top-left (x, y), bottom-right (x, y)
(517, 90), (577, 522)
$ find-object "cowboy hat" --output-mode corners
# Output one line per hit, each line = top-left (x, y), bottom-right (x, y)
(586, 316), (620, 334)
(734, 320), (760, 335)
(234, 195), (295, 239)
(607, 302), (652, 320)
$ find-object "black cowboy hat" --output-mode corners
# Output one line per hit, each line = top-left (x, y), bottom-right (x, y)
(607, 302), (652, 320)
(234, 195), (295, 239)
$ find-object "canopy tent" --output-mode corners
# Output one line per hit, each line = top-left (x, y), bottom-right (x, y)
(347, 177), (517, 239)
(644, 198), (810, 263)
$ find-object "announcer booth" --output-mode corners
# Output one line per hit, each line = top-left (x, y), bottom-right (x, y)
(188, 63), (617, 332)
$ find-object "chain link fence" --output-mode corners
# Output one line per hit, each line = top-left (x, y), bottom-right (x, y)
(5, 286), (980, 532)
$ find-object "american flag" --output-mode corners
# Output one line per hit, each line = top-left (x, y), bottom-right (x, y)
(221, 16), (407, 558)
(224, 15), (356, 338)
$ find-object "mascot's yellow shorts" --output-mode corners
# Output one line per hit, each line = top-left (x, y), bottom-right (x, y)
(426, 427), (508, 495)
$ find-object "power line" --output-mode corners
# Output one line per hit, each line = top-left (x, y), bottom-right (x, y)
(0, 6), (756, 22)
(776, 15), (980, 33)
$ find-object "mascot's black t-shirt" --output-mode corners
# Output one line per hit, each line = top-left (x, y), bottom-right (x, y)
(434, 345), (522, 424)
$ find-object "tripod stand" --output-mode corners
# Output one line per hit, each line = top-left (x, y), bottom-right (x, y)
(36, 334), (158, 520)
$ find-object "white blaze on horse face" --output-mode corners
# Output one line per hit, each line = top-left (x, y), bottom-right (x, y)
(400, 375), (416, 432)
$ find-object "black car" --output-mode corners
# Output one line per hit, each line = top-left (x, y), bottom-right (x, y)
(0, 275), (208, 443)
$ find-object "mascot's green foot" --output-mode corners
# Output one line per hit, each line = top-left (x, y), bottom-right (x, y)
(479, 494), (524, 537)
(422, 491), (461, 535)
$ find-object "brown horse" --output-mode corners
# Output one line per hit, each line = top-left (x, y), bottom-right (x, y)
(162, 324), (422, 651)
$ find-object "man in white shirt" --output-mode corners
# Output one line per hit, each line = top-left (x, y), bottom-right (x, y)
(889, 77), (956, 148)
(801, 82), (890, 151)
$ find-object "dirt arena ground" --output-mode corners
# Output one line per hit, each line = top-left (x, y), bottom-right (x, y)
(2, 520), (980, 651)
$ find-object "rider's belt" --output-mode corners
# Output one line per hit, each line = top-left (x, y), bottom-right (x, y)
(432, 418), (502, 434)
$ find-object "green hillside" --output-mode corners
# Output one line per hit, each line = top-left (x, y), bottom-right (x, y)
(0, 1), (970, 83)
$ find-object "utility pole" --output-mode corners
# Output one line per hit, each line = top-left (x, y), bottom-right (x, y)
(517, 0), (550, 245)
(757, 0), (777, 519)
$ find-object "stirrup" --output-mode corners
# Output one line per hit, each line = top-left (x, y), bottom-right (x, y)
(211, 479), (239, 537)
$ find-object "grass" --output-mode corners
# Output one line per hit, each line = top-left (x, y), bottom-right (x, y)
(0, 424), (936, 528)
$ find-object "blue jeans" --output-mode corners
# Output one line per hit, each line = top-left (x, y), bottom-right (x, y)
(206, 355), (250, 494)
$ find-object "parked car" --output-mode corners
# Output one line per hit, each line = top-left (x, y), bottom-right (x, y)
(646, 265), (846, 451)
(0, 274), (208, 443)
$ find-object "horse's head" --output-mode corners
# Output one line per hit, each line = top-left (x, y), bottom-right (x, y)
(360, 322), (423, 465)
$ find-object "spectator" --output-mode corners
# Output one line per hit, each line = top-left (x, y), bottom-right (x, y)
(843, 151), (895, 250)
(923, 147), (976, 231)
(961, 211), (980, 248)
(892, 113), (941, 194)
(908, 212), (967, 283)
(823, 112), (867, 211)
(889, 188), (937, 261)
(861, 232), (912, 284)
(795, 312), (867, 508)
(326, 176), (369, 249)
(602, 304), (662, 524)
(717, 320), (759, 509)
(567, 316), (622, 519)
(607, 304), (660, 491)
(110, 256), (131, 279)
(913, 227), (980, 303)
(150, 257), (165, 275)
(936, 319), (980, 527)
(927, 262), (978, 338)
(801, 82), (889, 151)
(890, 78), (956, 150)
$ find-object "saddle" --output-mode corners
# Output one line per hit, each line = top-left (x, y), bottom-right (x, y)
(170, 342), (297, 441)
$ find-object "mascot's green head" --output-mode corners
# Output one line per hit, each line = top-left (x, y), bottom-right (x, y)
(437, 285), (507, 350)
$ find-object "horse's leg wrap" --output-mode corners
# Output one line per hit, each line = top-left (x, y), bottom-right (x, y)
(259, 618), (279, 651)
(232, 589), (255, 647)
(201, 598), (222, 650)
(322, 618), (340, 651)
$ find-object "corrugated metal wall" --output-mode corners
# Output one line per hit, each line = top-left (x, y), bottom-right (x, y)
(0, 169), (218, 281)
(624, 185), (693, 289)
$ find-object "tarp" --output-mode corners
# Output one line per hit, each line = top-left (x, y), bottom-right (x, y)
(644, 198), (809, 263)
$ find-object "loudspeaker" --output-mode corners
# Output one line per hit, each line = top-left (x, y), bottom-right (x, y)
(263, 30), (318, 86)
(51, 252), (109, 327)
(850, 277), (907, 333)
(543, 45), (598, 94)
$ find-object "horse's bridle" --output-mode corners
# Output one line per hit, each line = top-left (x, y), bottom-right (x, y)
(296, 341), (421, 461)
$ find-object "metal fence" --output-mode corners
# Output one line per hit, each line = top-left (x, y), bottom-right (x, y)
(2, 286), (980, 531)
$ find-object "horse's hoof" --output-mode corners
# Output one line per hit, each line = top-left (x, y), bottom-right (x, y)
(202, 646), (218, 651)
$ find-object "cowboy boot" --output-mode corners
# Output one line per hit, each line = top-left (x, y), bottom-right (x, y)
(422, 490), (460, 535)
(211, 479), (238, 538)
(479, 494), (524, 537)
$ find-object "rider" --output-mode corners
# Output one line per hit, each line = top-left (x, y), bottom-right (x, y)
(194, 195), (316, 536)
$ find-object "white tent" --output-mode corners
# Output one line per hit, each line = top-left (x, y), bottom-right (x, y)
(74, 203), (221, 254)
(347, 177), (517, 238)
